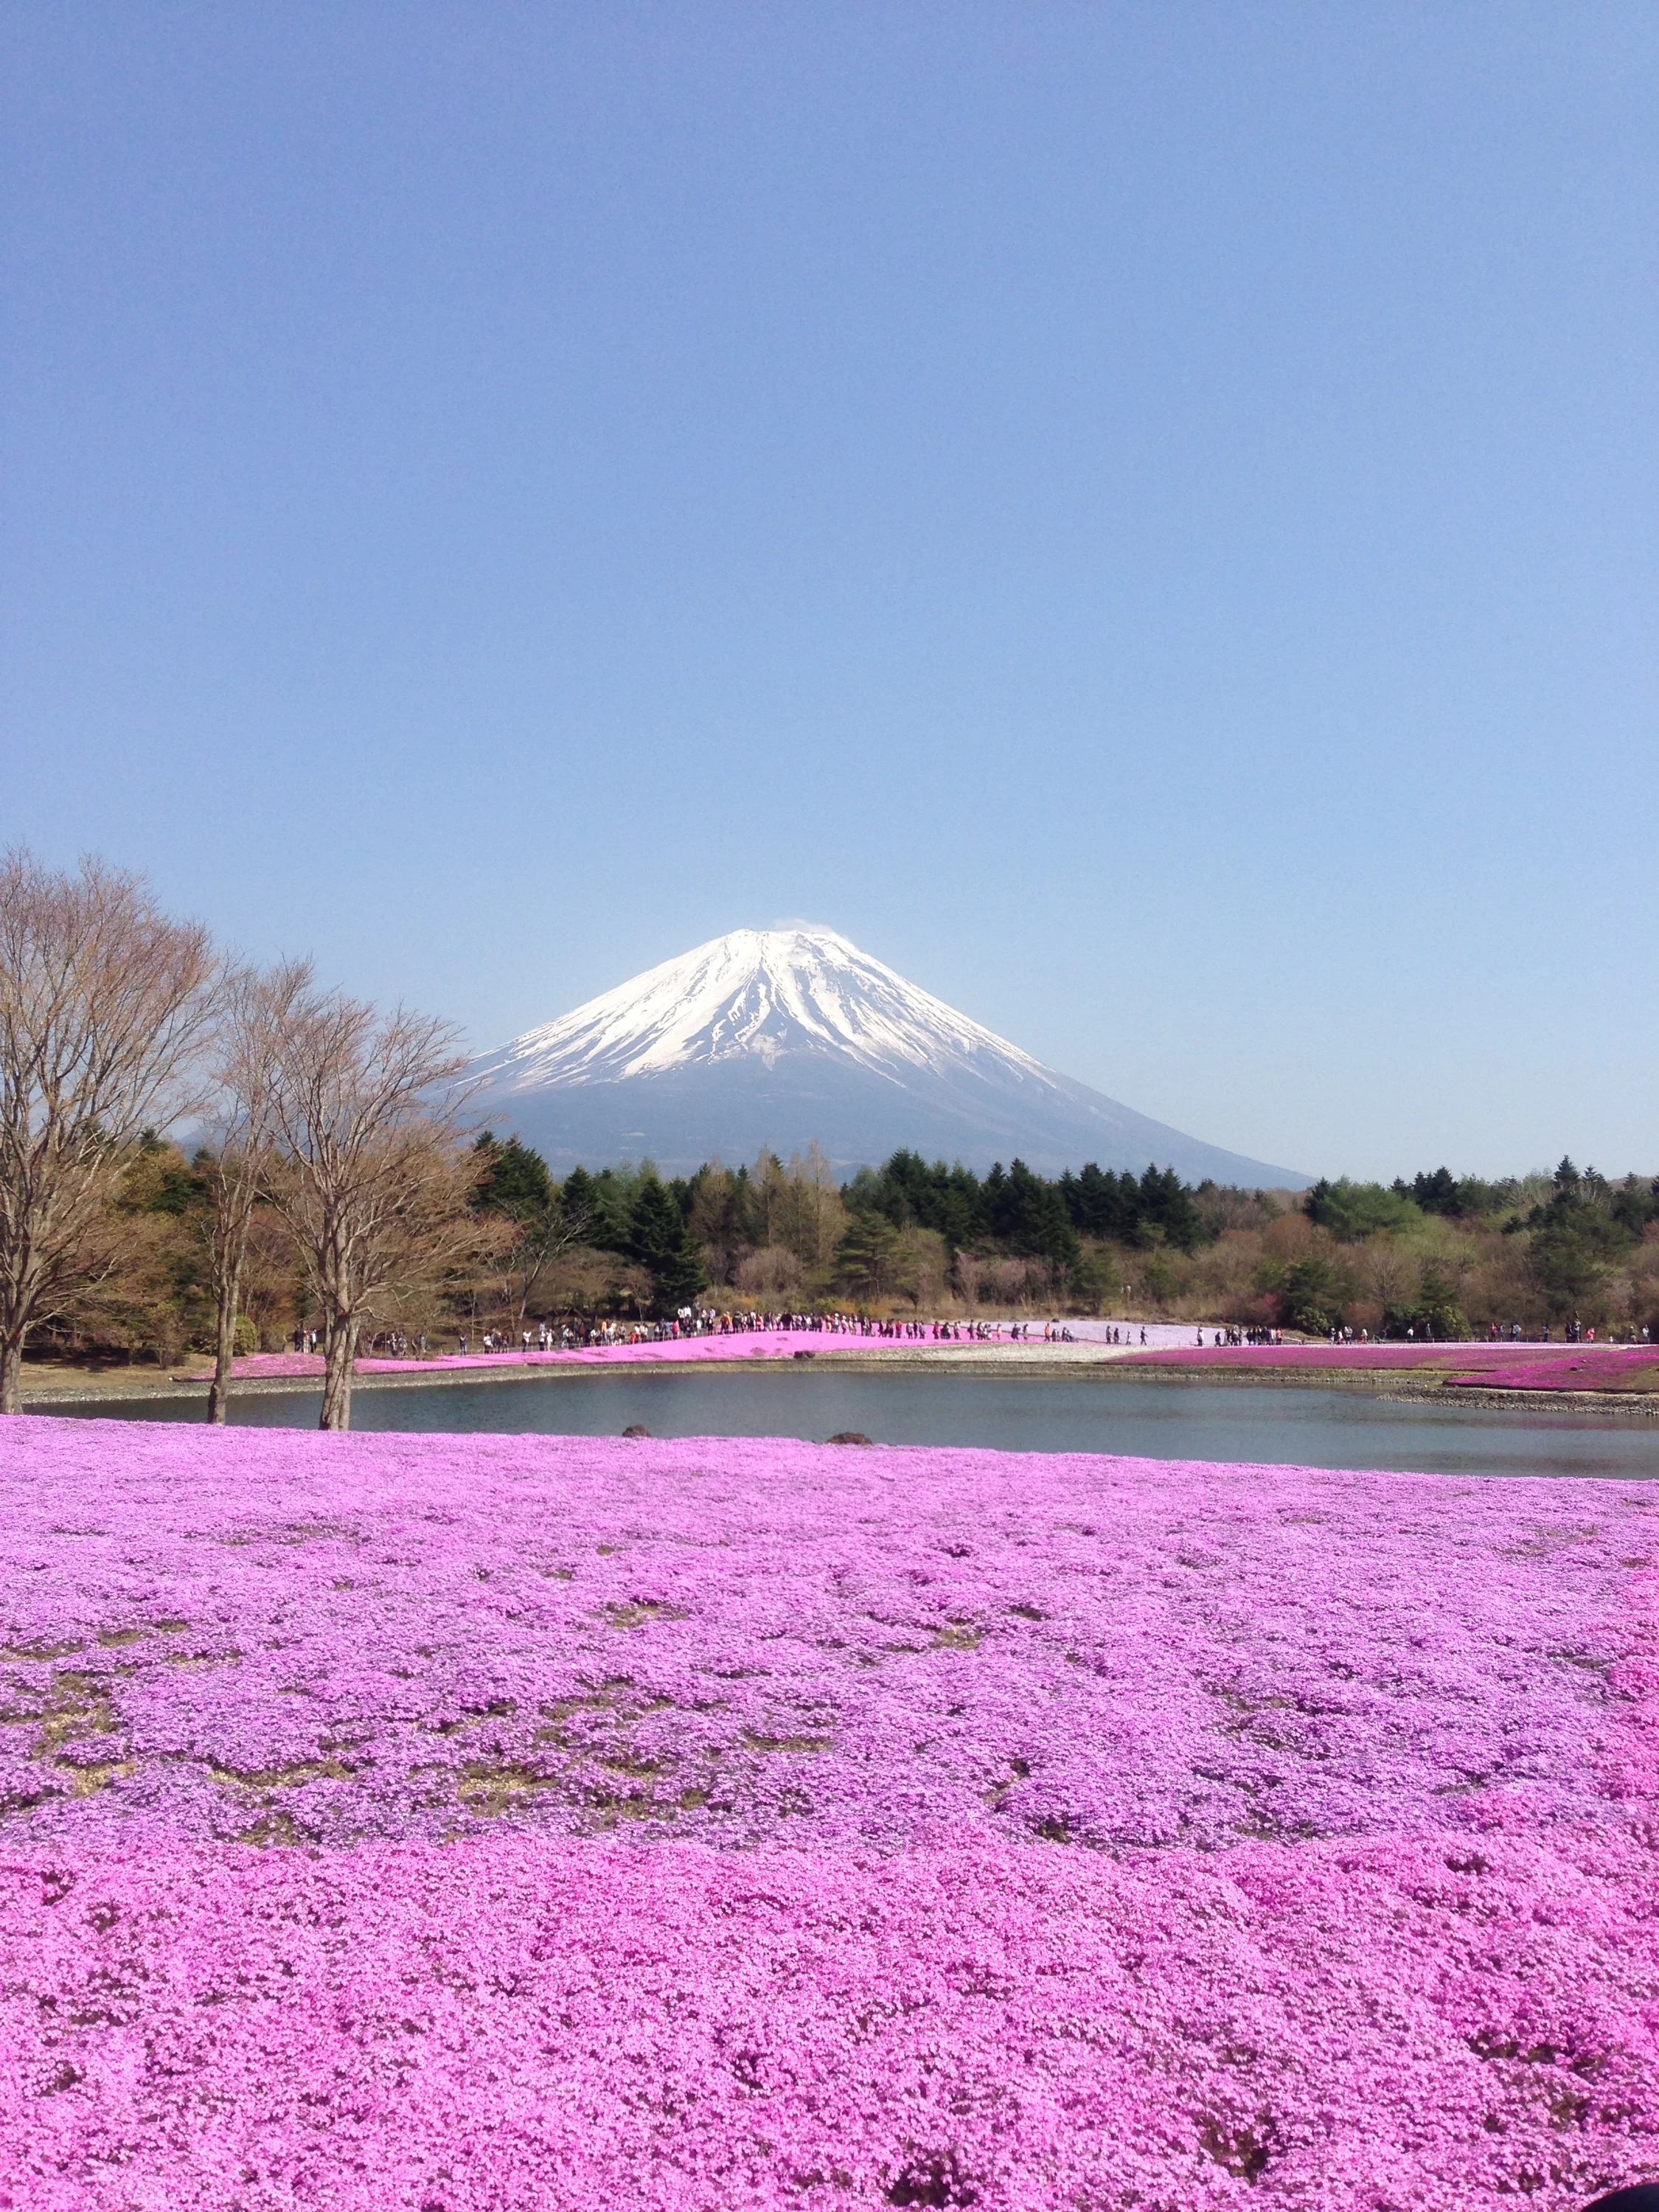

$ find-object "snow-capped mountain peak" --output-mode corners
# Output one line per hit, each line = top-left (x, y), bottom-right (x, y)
(467, 925), (1307, 1186)
(475, 926), (1056, 1094)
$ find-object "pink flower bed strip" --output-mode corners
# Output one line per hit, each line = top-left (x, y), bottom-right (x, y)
(223, 1328), (919, 1381)
(1132, 1341), (1659, 1387)
(0, 1418), (1654, 2207)
(1443, 1349), (1659, 1392)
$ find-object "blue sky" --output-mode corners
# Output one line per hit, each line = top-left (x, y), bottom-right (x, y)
(3, 4), (1654, 1180)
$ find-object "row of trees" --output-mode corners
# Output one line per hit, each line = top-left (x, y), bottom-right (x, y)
(6, 853), (1653, 1414)
(1281, 1161), (1659, 1338)
(0, 851), (483, 1428)
(474, 1147), (1659, 1340)
(461, 1149), (1207, 1319)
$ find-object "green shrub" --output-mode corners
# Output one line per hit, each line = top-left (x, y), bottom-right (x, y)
(1304, 1179), (1421, 1242)
(1382, 1265), (1468, 1341)
(1281, 1256), (1349, 1335)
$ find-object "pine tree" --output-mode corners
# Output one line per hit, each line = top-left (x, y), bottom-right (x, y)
(627, 1175), (707, 1314)
(470, 1133), (554, 1217)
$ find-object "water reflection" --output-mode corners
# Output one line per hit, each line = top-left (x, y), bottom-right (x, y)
(58, 1370), (1659, 1481)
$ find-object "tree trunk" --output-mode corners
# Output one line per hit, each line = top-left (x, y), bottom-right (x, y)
(206, 1265), (241, 1426)
(0, 1329), (23, 1416)
(319, 1318), (357, 1431)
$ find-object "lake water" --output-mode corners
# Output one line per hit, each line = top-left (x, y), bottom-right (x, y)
(60, 1368), (1659, 1481)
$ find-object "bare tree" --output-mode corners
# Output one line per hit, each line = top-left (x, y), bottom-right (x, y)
(0, 852), (217, 1413)
(1360, 1236), (1417, 1323)
(498, 1192), (594, 1331)
(783, 1142), (846, 1274)
(736, 1244), (804, 1302)
(268, 988), (479, 1430)
(201, 958), (313, 1423)
(894, 1224), (947, 1315)
(465, 1131), (597, 1332)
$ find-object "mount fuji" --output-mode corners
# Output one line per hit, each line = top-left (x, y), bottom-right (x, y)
(467, 926), (1309, 1186)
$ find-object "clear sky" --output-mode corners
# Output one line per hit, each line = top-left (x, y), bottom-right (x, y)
(3, 4), (1654, 1181)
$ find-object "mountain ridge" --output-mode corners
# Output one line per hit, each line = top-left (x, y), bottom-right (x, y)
(467, 926), (1310, 1188)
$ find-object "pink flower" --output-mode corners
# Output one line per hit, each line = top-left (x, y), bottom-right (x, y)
(0, 1415), (1652, 2205)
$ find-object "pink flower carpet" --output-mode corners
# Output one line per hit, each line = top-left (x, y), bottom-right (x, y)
(1443, 1349), (1659, 1394)
(217, 1322), (1192, 1385)
(1130, 1341), (1659, 1391)
(0, 1416), (1654, 2208)
(224, 1326), (886, 1382)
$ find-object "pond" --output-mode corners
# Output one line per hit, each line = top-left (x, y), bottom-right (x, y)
(58, 1367), (1659, 1481)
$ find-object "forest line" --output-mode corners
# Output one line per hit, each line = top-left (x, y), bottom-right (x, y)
(5, 851), (1655, 1433)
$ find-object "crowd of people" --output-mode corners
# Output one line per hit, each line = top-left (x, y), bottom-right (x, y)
(451, 1310), (1032, 1354)
(289, 1313), (1130, 1360)
(296, 1314), (1652, 1361)
(424, 1310), (1204, 1356)
(1489, 1320), (1652, 1344)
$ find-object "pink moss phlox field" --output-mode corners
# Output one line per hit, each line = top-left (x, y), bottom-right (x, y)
(0, 1419), (1649, 1854)
(1130, 1342), (1659, 1385)
(1, 1419), (1655, 2207)
(226, 1328), (913, 1381)
(4, 1825), (1658, 2212)
(1444, 1349), (1659, 1392)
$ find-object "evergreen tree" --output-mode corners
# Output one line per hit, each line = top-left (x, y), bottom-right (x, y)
(627, 1174), (706, 1313)
(1303, 1177), (1420, 1242)
(1136, 1165), (1203, 1253)
(835, 1214), (901, 1304)
(1611, 1176), (1659, 1239)
(559, 1165), (598, 1223)
(582, 1166), (641, 1253)
(1411, 1264), (1468, 1342)
(1406, 1166), (1463, 1218)
(470, 1132), (554, 1217)
(1281, 1256), (1348, 1335)
(983, 1159), (1080, 1269)
(867, 1150), (984, 1247)
(1528, 1175), (1627, 1319)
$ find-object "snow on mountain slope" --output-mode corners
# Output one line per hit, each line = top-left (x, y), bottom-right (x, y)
(472, 926), (1058, 1090)
(468, 927), (1309, 1185)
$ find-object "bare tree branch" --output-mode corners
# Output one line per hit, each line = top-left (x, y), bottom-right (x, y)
(0, 851), (217, 1412)
(498, 1192), (594, 1331)
(201, 957), (313, 1422)
(266, 987), (482, 1429)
